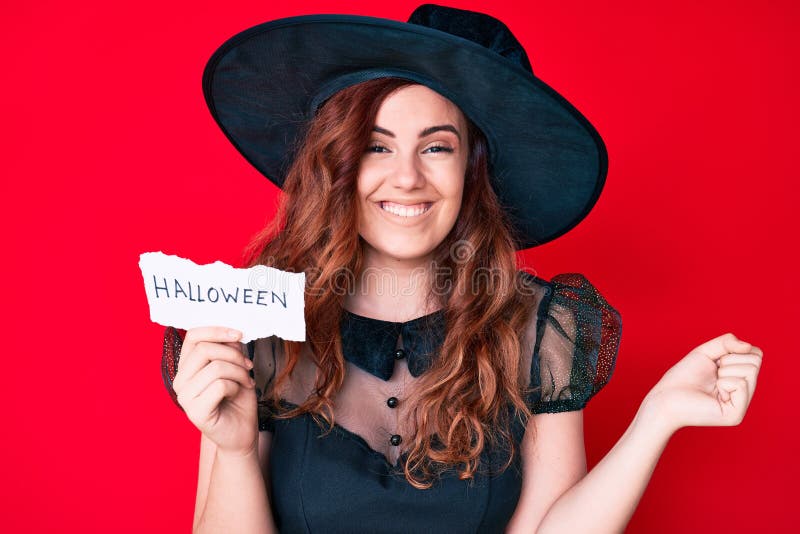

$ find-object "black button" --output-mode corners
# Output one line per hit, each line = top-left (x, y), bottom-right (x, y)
(390, 434), (402, 446)
(394, 348), (406, 360)
(387, 396), (399, 408)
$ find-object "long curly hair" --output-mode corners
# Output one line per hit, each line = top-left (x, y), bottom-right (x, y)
(243, 77), (537, 488)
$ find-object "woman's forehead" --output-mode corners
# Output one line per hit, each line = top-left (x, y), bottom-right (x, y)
(375, 84), (467, 132)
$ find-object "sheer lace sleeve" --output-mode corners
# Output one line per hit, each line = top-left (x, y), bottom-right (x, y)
(528, 273), (622, 414)
(159, 326), (277, 432)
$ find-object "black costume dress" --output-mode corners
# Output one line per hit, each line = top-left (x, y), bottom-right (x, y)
(161, 271), (622, 533)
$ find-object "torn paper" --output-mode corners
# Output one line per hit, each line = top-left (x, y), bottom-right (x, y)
(139, 251), (306, 342)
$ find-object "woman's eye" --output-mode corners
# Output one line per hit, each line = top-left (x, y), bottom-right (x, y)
(366, 144), (454, 154)
(425, 145), (454, 154)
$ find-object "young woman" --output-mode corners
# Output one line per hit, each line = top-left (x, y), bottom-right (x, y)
(160, 5), (762, 533)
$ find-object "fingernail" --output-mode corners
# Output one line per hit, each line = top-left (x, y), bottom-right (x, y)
(228, 329), (241, 339)
(246, 359), (254, 369)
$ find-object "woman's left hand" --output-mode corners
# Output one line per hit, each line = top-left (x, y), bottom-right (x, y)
(643, 332), (763, 434)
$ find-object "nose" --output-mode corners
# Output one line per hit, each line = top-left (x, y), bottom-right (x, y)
(389, 150), (426, 190)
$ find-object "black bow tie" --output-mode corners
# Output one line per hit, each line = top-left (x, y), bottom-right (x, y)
(340, 309), (446, 381)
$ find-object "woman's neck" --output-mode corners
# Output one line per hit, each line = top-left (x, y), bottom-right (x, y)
(343, 246), (440, 322)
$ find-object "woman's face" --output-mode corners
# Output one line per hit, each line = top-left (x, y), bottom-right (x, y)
(357, 84), (469, 266)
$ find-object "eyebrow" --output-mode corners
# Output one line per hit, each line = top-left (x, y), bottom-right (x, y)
(372, 124), (462, 142)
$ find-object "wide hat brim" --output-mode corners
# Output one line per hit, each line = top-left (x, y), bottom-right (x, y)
(203, 13), (608, 249)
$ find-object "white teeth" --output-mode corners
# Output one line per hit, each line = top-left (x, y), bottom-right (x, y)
(380, 201), (431, 217)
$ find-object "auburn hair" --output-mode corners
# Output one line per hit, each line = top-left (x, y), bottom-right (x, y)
(243, 77), (537, 488)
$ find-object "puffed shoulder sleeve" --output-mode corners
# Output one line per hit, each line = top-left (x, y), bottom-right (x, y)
(159, 326), (276, 432)
(161, 326), (185, 409)
(528, 273), (622, 414)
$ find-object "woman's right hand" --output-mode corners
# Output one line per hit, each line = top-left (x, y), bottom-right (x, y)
(171, 326), (258, 455)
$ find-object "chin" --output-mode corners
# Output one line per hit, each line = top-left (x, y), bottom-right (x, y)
(364, 237), (437, 264)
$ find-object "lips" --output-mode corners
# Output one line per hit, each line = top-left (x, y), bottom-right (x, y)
(379, 201), (433, 217)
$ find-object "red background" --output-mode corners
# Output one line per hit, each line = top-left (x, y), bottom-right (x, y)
(4, 0), (796, 532)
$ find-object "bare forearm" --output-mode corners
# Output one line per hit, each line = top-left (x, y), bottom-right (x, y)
(536, 398), (675, 534)
(195, 448), (276, 534)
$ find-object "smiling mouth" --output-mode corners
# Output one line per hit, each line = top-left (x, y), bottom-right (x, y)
(379, 201), (433, 218)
